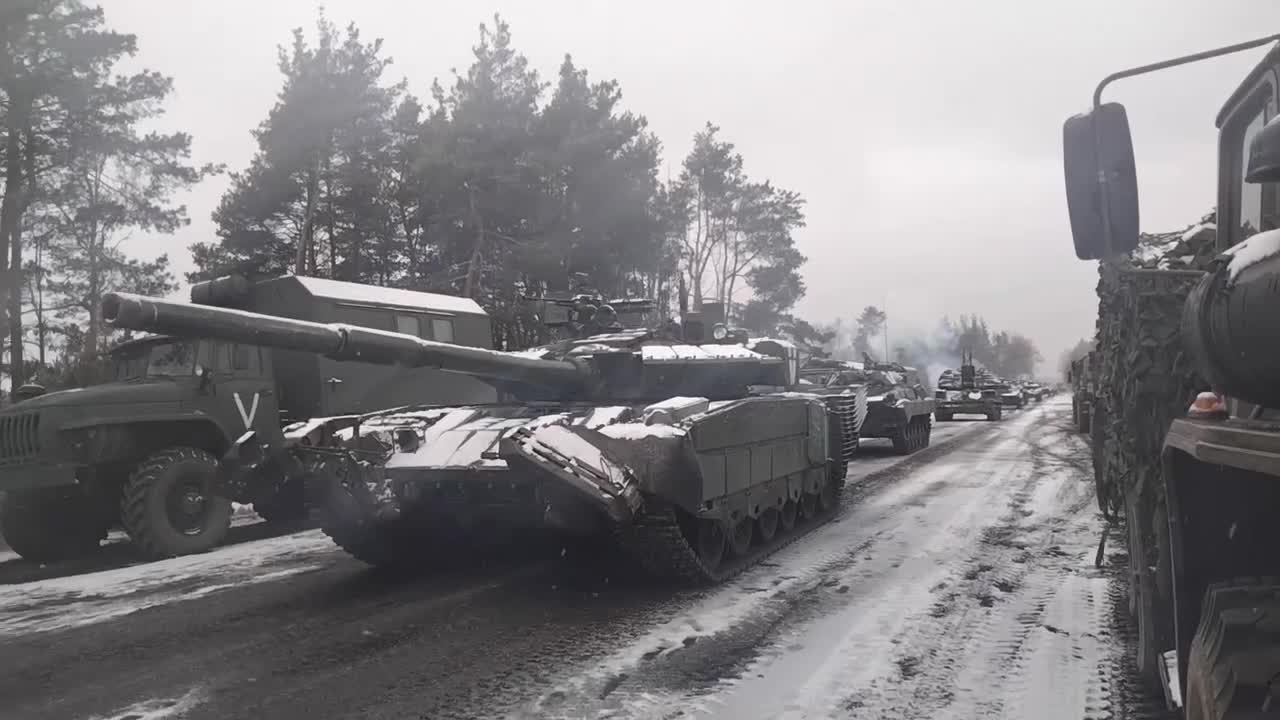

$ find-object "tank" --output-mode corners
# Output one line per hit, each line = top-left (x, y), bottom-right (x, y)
(933, 351), (1004, 421)
(102, 290), (859, 583)
(799, 355), (935, 453)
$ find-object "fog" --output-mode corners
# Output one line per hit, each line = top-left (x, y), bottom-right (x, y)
(101, 0), (1280, 368)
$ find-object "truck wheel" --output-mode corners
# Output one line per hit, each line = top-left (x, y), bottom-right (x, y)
(1079, 404), (1092, 434)
(935, 411), (952, 422)
(0, 489), (106, 563)
(1185, 579), (1280, 720)
(987, 406), (1003, 422)
(121, 447), (231, 559)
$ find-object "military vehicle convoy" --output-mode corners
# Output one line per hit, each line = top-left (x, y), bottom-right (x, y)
(1063, 34), (1280, 718)
(799, 356), (935, 453)
(933, 352), (1004, 421)
(0, 275), (494, 562)
(102, 288), (861, 583)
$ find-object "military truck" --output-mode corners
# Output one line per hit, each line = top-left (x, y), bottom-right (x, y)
(933, 351), (1004, 421)
(1062, 33), (1280, 718)
(102, 288), (859, 584)
(0, 275), (494, 562)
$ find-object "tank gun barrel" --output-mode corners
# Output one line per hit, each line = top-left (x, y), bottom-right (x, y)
(101, 292), (586, 388)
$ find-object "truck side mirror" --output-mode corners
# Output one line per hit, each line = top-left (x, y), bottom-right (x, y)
(1063, 102), (1140, 259)
(1246, 116), (1280, 183)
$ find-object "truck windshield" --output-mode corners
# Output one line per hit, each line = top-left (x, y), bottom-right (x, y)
(111, 341), (197, 380)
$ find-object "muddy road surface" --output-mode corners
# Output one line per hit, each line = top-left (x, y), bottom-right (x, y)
(0, 399), (1154, 720)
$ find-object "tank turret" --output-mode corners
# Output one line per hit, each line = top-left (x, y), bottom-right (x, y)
(103, 292), (584, 390)
(102, 291), (794, 402)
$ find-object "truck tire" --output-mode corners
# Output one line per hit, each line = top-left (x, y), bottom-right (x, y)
(1079, 404), (1092, 434)
(0, 489), (106, 563)
(121, 447), (231, 559)
(1185, 579), (1280, 720)
(935, 411), (953, 422)
(987, 406), (1003, 422)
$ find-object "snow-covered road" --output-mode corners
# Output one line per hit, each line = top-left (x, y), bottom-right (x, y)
(0, 398), (1161, 720)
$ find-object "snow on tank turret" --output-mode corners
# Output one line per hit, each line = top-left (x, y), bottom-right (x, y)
(103, 286), (857, 583)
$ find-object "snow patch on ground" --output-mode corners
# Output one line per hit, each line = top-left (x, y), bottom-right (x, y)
(85, 687), (206, 720)
(0, 531), (335, 636)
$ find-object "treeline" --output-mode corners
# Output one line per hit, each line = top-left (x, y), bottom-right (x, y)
(825, 307), (1043, 381)
(0, 4), (809, 391)
(0, 1), (216, 389)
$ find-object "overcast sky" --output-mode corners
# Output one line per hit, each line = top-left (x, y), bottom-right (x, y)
(99, 0), (1280, 369)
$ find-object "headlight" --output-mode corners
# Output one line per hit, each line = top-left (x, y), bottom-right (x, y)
(711, 323), (728, 341)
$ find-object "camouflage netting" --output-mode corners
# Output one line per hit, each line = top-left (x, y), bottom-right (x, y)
(1091, 212), (1217, 519)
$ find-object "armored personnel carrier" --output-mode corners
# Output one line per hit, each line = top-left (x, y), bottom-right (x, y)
(800, 355), (934, 453)
(102, 290), (860, 583)
(934, 352), (1004, 421)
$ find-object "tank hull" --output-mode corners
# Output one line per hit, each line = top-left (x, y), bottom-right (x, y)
(307, 392), (843, 583)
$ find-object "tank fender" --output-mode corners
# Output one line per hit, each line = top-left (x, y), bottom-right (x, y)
(500, 424), (647, 525)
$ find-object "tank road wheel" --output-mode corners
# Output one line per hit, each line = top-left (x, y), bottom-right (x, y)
(727, 518), (753, 556)
(799, 491), (819, 521)
(683, 516), (726, 572)
(122, 447), (232, 559)
(779, 500), (798, 531)
(756, 507), (780, 543)
(0, 489), (107, 563)
(1185, 580), (1280, 720)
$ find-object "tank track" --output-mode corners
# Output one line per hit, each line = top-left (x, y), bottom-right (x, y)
(615, 470), (843, 585)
